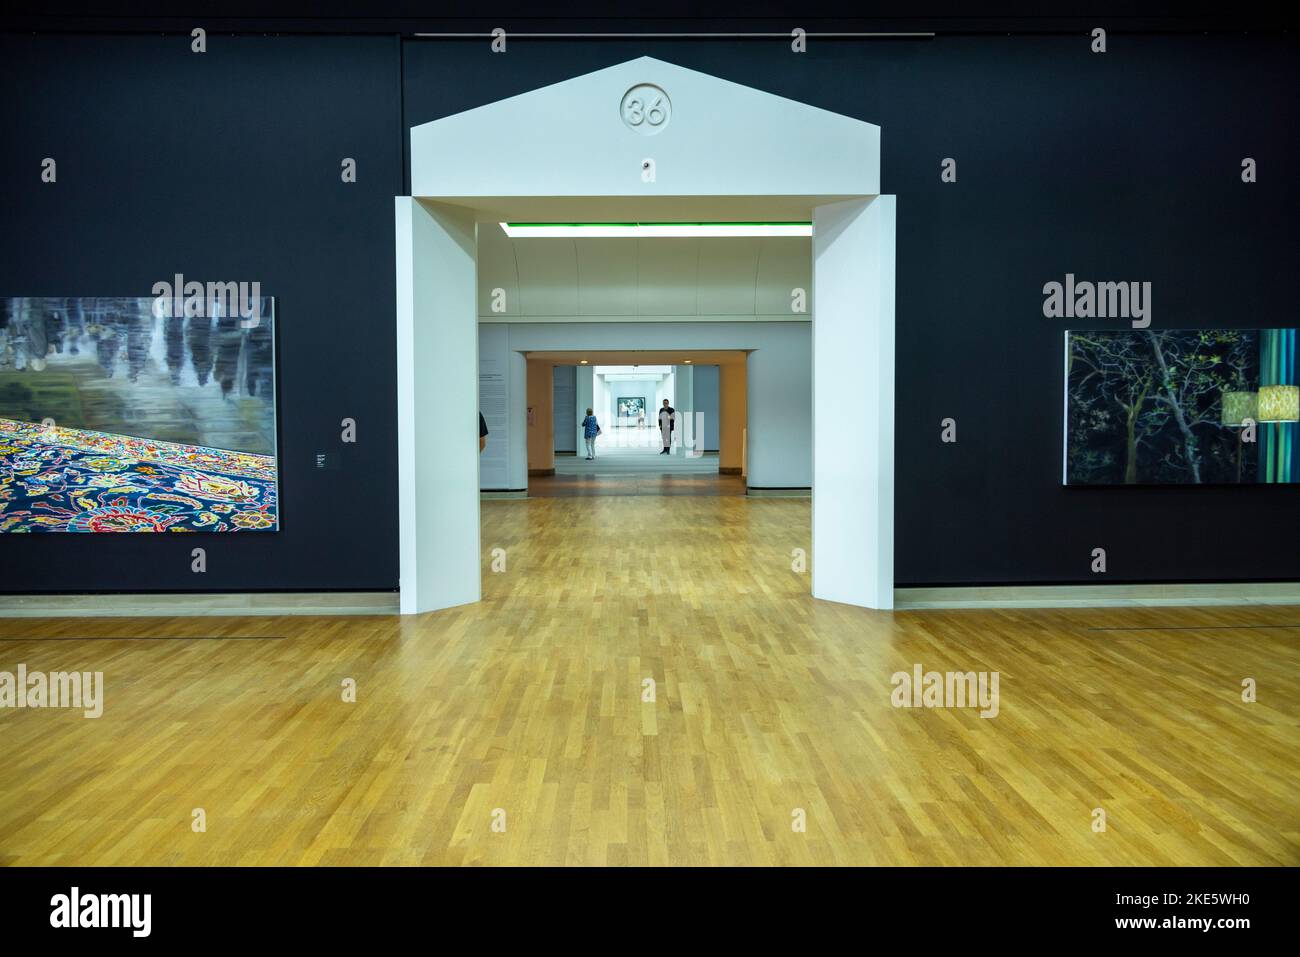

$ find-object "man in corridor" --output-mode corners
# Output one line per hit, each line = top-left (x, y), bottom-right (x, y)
(658, 398), (676, 454)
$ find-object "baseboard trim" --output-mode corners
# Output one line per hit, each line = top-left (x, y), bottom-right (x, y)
(0, 592), (401, 619)
(746, 486), (811, 498)
(528, 468), (556, 477)
(6, 584), (1295, 618)
(895, 582), (1300, 609)
(719, 466), (742, 475)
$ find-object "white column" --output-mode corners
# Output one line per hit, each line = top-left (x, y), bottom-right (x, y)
(675, 364), (694, 455)
(812, 197), (895, 609)
(593, 372), (609, 431)
(395, 198), (481, 614)
(507, 348), (528, 490)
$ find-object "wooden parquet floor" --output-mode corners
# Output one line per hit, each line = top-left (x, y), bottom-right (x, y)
(0, 496), (1297, 865)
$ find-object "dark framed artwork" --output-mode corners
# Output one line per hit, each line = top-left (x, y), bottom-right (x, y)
(617, 395), (646, 423)
(0, 295), (280, 531)
(1064, 328), (1297, 486)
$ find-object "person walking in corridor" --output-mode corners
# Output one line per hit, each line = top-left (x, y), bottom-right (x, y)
(581, 407), (601, 460)
(658, 398), (676, 455)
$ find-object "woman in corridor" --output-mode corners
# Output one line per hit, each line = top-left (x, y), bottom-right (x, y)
(581, 407), (600, 460)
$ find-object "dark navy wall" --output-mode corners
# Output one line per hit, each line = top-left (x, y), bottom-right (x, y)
(1, 26), (1295, 590)
(875, 36), (1298, 585)
(0, 34), (403, 591)
(403, 34), (1298, 585)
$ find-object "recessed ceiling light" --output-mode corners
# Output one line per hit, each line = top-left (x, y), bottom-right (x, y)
(499, 222), (812, 239)
(579, 359), (588, 364)
(683, 359), (692, 363)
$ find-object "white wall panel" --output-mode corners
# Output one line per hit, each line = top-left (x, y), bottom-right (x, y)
(553, 365), (577, 452)
(694, 364), (721, 451)
(812, 197), (895, 610)
(513, 240), (579, 316)
(411, 57), (879, 200)
(396, 199), (481, 613)
(476, 223), (519, 317)
(755, 237), (814, 316)
(747, 339), (811, 487)
(696, 238), (761, 315)
(636, 239), (698, 315)
(478, 324), (511, 489)
(576, 239), (638, 315)
(507, 348), (528, 489)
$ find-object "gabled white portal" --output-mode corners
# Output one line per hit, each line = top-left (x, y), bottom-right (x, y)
(396, 56), (895, 613)
(408, 56), (878, 218)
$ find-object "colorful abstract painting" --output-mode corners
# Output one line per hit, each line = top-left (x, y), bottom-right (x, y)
(1065, 328), (1298, 485)
(0, 418), (277, 532)
(0, 296), (279, 531)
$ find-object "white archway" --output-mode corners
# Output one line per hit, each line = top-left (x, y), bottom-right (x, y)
(395, 56), (895, 613)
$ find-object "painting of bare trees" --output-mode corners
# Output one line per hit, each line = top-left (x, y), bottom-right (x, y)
(1065, 329), (1279, 485)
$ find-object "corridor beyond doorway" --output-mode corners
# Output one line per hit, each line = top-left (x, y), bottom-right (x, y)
(517, 349), (749, 496)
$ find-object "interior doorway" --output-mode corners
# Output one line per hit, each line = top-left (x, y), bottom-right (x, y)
(518, 349), (749, 497)
(396, 56), (895, 613)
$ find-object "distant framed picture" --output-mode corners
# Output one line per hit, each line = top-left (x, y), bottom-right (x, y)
(617, 396), (646, 424)
(0, 295), (280, 532)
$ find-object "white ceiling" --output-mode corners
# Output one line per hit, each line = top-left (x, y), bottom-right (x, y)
(594, 365), (673, 374)
(600, 371), (670, 381)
